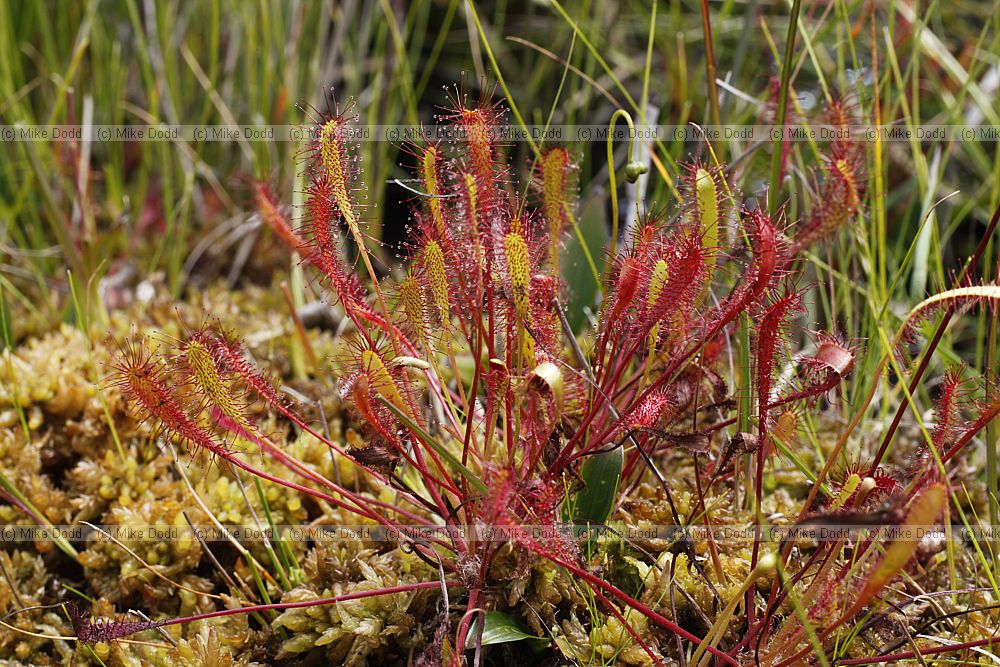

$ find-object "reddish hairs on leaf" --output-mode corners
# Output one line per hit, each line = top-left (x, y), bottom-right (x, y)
(304, 174), (343, 272)
(68, 604), (161, 644)
(829, 461), (899, 509)
(441, 83), (506, 225)
(303, 94), (364, 232)
(345, 370), (402, 447)
(610, 256), (643, 323)
(706, 208), (782, 335)
(534, 146), (577, 269)
(199, 327), (287, 411)
(931, 367), (972, 450)
(825, 93), (863, 162)
(772, 333), (857, 406)
(800, 333), (856, 379)
(755, 288), (804, 443)
(412, 142), (449, 239)
(602, 217), (664, 328)
(109, 335), (227, 456)
(790, 155), (865, 255)
(641, 229), (707, 339)
(941, 378), (1000, 464)
(253, 181), (309, 256)
(747, 209), (782, 299)
(625, 390), (672, 431)
(789, 95), (866, 255)
(899, 285), (1000, 346)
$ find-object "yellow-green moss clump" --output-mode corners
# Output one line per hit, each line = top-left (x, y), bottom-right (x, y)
(0, 550), (74, 664)
(271, 546), (434, 665)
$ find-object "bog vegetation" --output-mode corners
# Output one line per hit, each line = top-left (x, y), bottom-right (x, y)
(2, 2), (1000, 666)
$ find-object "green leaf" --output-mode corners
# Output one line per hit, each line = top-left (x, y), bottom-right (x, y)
(0, 470), (79, 560)
(561, 191), (607, 333)
(377, 396), (488, 495)
(0, 287), (12, 351)
(466, 611), (548, 651)
(573, 446), (623, 526)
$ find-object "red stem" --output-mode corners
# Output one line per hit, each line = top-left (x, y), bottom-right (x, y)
(528, 540), (740, 666)
(836, 634), (1000, 665)
(154, 581), (449, 629)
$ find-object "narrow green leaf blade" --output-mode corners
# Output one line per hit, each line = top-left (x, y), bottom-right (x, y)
(378, 396), (488, 494)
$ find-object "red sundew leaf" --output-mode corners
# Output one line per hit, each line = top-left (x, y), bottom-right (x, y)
(608, 256), (642, 322)
(679, 161), (731, 266)
(304, 174), (343, 272)
(527, 273), (561, 353)
(479, 464), (519, 527)
(941, 385), (1000, 464)
(485, 358), (511, 409)
(68, 604), (162, 644)
(349, 372), (398, 446)
(748, 210), (780, 300)
(930, 366), (971, 450)
(533, 146), (578, 269)
(439, 83), (506, 193)
(790, 152), (865, 255)
(805, 334), (856, 378)
(642, 230), (707, 336)
(760, 334), (855, 414)
(755, 289), (804, 441)
(303, 177), (377, 324)
(828, 464), (900, 509)
(900, 286), (1000, 342)
(704, 209), (782, 338)
(202, 328), (289, 413)
(301, 94), (366, 229)
(868, 472), (900, 503)
(253, 181), (308, 256)
(785, 93), (867, 258)
(109, 335), (229, 458)
(624, 391), (672, 431)
(825, 93), (863, 162)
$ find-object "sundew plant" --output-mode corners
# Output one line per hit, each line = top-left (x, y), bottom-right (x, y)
(2, 1), (1000, 666)
(92, 87), (1000, 665)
